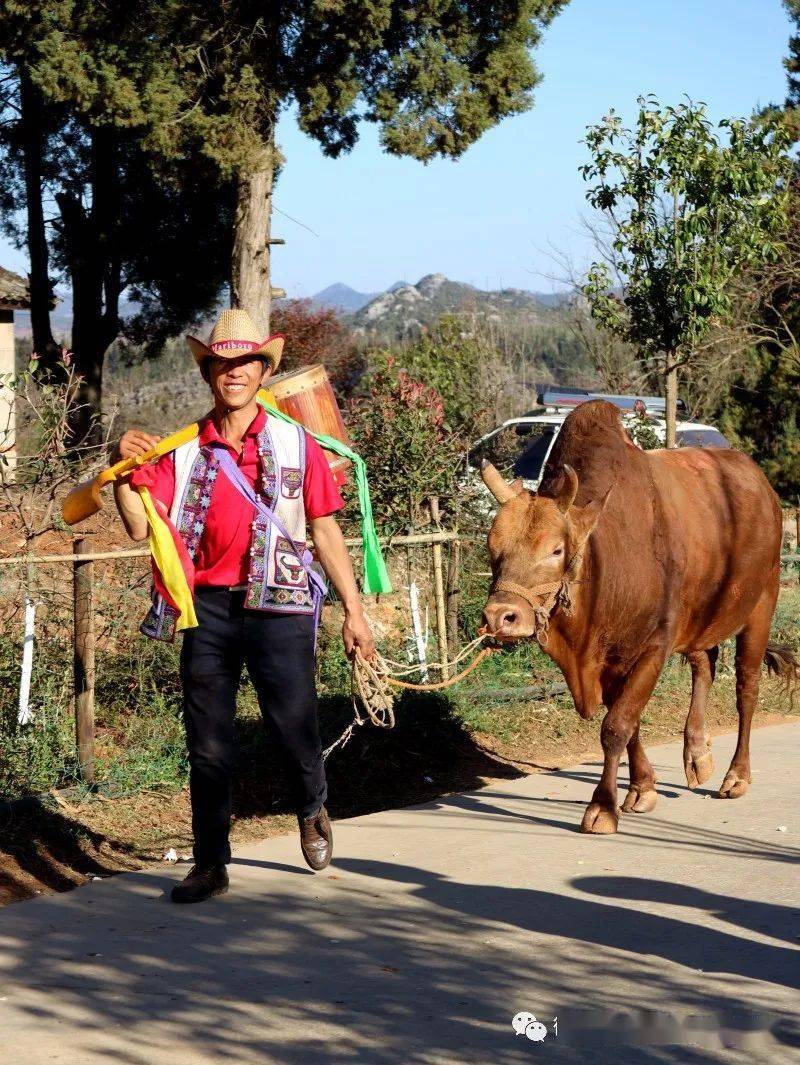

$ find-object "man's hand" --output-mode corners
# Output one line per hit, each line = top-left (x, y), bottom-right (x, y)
(342, 605), (376, 662)
(308, 515), (378, 661)
(111, 429), (162, 541)
(114, 428), (162, 463)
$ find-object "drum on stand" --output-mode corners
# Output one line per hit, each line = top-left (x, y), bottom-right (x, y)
(263, 364), (352, 487)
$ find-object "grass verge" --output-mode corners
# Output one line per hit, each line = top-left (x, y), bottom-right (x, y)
(1, 585), (797, 906)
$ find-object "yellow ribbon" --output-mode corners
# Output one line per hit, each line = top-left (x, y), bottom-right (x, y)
(137, 486), (198, 632)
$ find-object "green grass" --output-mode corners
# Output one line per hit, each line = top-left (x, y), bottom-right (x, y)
(1, 582), (798, 802)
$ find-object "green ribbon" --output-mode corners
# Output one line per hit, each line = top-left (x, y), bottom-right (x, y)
(256, 395), (392, 594)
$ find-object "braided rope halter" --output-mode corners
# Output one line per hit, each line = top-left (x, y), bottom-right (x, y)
(492, 547), (585, 647)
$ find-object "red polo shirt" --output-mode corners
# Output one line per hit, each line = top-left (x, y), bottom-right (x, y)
(129, 406), (344, 587)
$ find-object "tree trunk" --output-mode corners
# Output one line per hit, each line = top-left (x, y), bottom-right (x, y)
(664, 350), (678, 449)
(62, 187), (105, 449)
(231, 138), (275, 335)
(19, 71), (58, 369)
(59, 127), (121, 450)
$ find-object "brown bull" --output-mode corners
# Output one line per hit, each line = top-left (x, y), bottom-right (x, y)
(480, 400), (798, 834)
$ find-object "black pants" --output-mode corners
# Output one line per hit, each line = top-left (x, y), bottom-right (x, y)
(179, 586), (327, 868)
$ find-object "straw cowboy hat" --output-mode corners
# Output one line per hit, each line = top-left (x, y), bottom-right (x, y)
(187, 308), (285, 372)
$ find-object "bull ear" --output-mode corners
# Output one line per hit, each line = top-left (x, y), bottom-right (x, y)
(555, 464), (579, 513)
(481, 460), (523, 504)
(573, 485), (613, 539)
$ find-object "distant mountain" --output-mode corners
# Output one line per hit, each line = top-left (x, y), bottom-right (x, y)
(531, 291), (571, 309)
(11, 274), (570, 344)
(311, 283), (378, 313)
(348, 273), (562, 340)
(13, 289), (73, 340)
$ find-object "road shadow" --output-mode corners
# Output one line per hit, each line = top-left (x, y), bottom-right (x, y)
(0, 804), (139, 906)
(572, 874), (800, 947)
(234, 691), (524, 822)
(1, 692), (524, 905)
(453, 783), (800, 865)
(1, 852), (797, 1063)
(334, 856), (800, 996)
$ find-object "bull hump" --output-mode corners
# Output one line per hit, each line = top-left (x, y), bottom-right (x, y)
(539, 400), (642, 502)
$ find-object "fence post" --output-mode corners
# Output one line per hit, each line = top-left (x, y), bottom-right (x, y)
(428, 498), (450, 680)
(73, 535), (95, 784)
(446, 537), (461, 658)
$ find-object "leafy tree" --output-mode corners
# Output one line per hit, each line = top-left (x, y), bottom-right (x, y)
(719, 345), (799, 500)
(270, 299), (363, 396)
(712, 179), (800, 499)
(580, 96), (791, 446)
(168, 1), (571, 331)
(394, 315), (491, 435)
(0, 1), (233, 443)
(692, 5), (799, 497)
(2, 1), (570, 441)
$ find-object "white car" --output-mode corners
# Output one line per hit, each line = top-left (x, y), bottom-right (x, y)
(469, 387), (730, 492)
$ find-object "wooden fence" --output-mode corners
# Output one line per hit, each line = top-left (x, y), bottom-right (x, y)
(0, 529), (465, 785)
(2, 534), (799, 786)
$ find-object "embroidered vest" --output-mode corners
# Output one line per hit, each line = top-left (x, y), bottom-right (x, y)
(140, 414), (312, 642)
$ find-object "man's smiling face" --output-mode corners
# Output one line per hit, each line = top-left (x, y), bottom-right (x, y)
(208, 354), (272, 410)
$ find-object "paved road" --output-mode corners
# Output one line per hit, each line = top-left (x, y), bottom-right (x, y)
(1, 724), (798, 1064)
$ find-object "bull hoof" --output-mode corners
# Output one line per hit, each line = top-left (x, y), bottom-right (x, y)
(718, 769), (750, 799)
(621, 786), (658, 813)
(580, 802), (620, 834)
(684, 749), (714, 789)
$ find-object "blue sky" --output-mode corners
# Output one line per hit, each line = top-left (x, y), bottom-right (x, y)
(0, 0), (793, 298)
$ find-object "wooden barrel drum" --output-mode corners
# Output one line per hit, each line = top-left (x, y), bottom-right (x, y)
(263, 364), (352, 487)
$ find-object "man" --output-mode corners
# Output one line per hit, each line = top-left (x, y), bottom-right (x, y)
(113, 308), (376, 903)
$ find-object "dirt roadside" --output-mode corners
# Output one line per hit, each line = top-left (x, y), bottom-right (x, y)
(2, 671), (795, 908)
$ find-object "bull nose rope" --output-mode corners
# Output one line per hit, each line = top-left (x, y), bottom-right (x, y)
(323, 551), (585, 760)
(323, 635), (499, 760)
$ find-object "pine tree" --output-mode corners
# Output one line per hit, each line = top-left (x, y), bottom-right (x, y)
(784, 0), (800, 137)
(173, 1), (571, 331)
(0, 1), (233, 443)
(1, 1), (570, 441)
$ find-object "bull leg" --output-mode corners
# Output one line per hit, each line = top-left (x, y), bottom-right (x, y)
(683, 647), (718, 789)
(581, 652), (665, 835)
(621, 725), (658, 813)
(719, 584), (777, 799)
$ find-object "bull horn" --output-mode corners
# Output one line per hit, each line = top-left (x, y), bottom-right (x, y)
(480, 459), (522, 504)
(556, 463), (579, 513)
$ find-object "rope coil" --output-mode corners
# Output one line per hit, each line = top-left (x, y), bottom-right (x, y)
(323, 635), (498, 760)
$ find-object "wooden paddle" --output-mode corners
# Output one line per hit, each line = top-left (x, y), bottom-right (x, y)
(62, 422), (200, 526)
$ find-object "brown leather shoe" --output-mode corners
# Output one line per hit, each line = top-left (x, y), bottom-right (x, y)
(170, 864), (228, 904)
(299, 805), (333, 871)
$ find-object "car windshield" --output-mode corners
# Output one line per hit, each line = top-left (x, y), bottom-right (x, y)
(677, 428), (730, 449)
(513, 428), (556, 481)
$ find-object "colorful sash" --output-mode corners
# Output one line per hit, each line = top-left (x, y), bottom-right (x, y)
(216, 449), (327, 647)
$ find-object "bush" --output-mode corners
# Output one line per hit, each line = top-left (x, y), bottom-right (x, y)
(270, 298), (365, 397)
(347, 355), (467, 533)
(393, 314), (491, 435)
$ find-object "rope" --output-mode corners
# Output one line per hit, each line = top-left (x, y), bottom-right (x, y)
(385, 648), (497, 691)
(322, 634), (499, 760)
(322, 553), (585, 760)
(492, 549), (584, 648)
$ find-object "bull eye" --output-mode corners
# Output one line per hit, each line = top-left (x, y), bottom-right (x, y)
(553, 546), (564, 557)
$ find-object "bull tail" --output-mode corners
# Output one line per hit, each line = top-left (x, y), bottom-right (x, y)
(764, 643), (800, 708)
